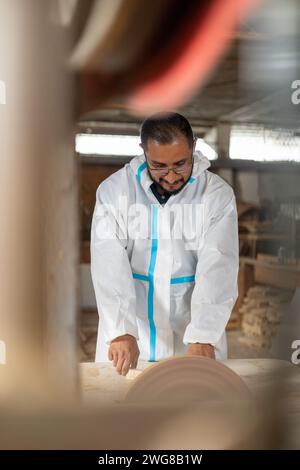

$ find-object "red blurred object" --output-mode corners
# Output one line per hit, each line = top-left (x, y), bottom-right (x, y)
(128, 0), (260, 114)
(78, 0), (260, 116)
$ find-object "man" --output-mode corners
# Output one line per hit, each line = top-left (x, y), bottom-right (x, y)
(91, 112), (239, 376)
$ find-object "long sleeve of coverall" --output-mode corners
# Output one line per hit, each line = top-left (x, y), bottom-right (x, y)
(183, 187), (239, 346)
(90, 186), (139, 345)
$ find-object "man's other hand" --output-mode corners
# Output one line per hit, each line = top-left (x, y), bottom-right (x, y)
(108, 334), (140, 376)
(187, 343), (215, 359)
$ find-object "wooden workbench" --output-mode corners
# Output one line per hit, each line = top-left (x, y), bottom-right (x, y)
(79, 358), (300, 448)
(79, 358), (298, 405)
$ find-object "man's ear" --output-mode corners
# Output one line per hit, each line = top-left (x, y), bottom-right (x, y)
(139, 143), (144, 150)
(193, 137), (197, 152)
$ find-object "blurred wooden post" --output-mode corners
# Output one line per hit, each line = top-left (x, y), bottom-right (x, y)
(0, 0), (79, 399)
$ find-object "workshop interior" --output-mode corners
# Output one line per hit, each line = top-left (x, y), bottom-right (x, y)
(1, 0), (300, 451)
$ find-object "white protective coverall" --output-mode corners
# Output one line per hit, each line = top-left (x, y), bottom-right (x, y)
(91, 151), (239, 362)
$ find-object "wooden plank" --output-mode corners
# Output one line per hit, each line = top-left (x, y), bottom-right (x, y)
(229, 261), (255, 330)
(81, 241), (91, 264)
(80, 359), (297, 405)
(239, 255), (300, 289)
(240, 256), (300, 272)
(80, 162), (122, 262)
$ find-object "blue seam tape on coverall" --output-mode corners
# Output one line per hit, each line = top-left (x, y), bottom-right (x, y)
(135, 163), (195, 360)
(148, 205), (158, 361)
(136, 161), (147, 183)
(133, 273), (195, 284)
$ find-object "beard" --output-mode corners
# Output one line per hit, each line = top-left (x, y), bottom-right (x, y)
(148, 172), (189, 195)
(157, 178), (187, 195)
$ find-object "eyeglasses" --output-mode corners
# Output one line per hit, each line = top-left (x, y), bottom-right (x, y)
(146, 154), (194, 177)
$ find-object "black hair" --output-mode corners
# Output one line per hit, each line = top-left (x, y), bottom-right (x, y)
(140, 112), (194, 149)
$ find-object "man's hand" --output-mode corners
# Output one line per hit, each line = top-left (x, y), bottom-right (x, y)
(108, 334), (140, 376)
(187, 343), (215, 359)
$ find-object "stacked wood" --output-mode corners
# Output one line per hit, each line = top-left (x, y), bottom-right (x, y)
(238, 285), (293, 350)
(237, 201), (261, 257)
(237, 201), (260, 221)
(226, 311), (240, 330)
(79, 310), (98, 362)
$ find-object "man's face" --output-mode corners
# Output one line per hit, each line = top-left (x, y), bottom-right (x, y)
(141, 136), (196, 194)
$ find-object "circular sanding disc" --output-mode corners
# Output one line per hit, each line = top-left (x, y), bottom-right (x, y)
(125, 356), (251, 404)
